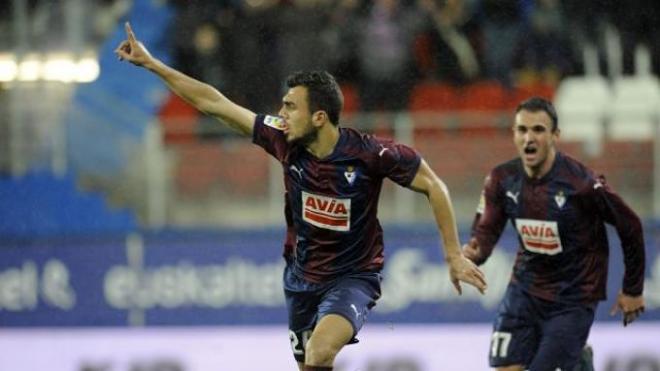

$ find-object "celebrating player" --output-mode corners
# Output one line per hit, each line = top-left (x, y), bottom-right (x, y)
(463, 97), (646, 371)
(115, 22), (487, 371)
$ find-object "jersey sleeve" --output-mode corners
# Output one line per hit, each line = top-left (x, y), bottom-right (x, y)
(252, 114), (289, 162)
(374, 139), (421, 187)
(590, 175), (646, 296)
(470, 171), (508, 265)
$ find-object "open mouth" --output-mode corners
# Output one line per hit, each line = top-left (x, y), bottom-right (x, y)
(524, 146), (537, 155)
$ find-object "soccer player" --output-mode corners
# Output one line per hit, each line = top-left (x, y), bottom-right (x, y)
(115, 23), (487, 371)
(463, 97), (646, 371)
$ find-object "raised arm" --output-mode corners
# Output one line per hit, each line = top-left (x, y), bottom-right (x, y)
(408, 159), (487, 295)
(115, 22), (256, 136)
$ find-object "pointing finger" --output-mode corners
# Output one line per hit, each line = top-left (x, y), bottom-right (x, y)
(125, 22), (137, 43)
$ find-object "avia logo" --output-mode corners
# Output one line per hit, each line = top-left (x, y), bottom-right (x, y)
(515, 218), (563, 255)
(302, 191), (351, 231)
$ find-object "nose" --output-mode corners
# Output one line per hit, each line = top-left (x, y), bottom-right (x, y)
(278, 106), (287, 118)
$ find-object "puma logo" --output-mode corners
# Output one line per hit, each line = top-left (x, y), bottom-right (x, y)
(506, 191), (519, 204)
(290, 165), (304, 179)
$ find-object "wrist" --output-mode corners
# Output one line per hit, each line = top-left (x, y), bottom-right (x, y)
(444, 251), (462, 263)
(144, 57), (161, 72)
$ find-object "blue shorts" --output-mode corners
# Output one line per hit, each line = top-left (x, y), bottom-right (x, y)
(489, 283), (595, 371)
(283, 264), (382, 363)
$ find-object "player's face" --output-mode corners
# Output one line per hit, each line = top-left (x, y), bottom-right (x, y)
(278, 86), (318, 145)
(513, 110), (559, 176)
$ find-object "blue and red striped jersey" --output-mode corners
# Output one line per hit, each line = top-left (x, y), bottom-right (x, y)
(470, 152), (645, 304)
(253, 114), (421, 283)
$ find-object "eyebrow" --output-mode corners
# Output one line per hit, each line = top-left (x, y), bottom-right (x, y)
(515, 123), (548, 130)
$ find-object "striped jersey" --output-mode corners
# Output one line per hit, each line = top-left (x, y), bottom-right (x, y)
(253, 114), (421, 283)
(470, 152), (645, 304)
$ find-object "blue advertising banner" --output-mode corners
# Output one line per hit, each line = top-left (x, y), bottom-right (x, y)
(1, 225), (658, 327)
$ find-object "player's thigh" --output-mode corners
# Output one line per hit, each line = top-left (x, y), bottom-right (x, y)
(307, 313), (354, 353)
(489, 285), (540, 368)
(285, 288), (320, 362)
(528, 305), (595, 371)
(496, 366), (525, 371)
(317, 272), (381, 340)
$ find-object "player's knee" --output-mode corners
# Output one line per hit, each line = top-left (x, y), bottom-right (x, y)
(305, 338), (340, 366)
(496, 366), (525, 371)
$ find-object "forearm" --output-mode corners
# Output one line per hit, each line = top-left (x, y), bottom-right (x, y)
(428, 180), (462, 262)
(144, 59), (254, 135)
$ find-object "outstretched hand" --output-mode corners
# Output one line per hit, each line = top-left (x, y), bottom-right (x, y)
(114, 22), (154, 67)
(610, 291), (645, 326)
(448, 254), (487, 295)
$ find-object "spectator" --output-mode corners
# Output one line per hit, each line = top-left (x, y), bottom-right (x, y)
(479, 0), (524, 87)
(418, 0), (481, 84)
(516, 0), (575, 85)
(354, 0), (426, 111)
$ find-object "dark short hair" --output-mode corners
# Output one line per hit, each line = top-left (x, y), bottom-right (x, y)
(515, 97), (558, 132)
(286, 71), (343, 126)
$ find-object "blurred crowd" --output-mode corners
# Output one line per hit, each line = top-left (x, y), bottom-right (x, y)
(169, 0), (660, 113)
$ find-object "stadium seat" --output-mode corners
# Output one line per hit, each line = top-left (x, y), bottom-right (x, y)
(607, 77), (660, 140)
(553, 76), (611, 147)
(158, 93), (200, 144)
(459, 80), (508, 111)
(339, 83), (360, 114)
(409, 82), (461, 112)
(510, 83), (556, 109)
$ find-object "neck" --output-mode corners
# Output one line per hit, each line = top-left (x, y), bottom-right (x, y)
(306, 125), (340, 159)
(525, 149), (557, 179)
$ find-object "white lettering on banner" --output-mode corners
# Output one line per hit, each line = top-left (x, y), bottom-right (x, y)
(104, 259), (285, 309)
(515, 218), (563, 255)
(376, 248), (513, 312)
(42, 259), (76, 310)
(0, 261), (38, 311)
(302, 191), (351, 231)
(0, 259), (75, 311)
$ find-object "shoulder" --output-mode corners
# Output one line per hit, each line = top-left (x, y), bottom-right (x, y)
(481, 158), (520, 192)
(340, 127), (395, 157)
(556, 152), (599, 190)
(491, 158), (520, 180)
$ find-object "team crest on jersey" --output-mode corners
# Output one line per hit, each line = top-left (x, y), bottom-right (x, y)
(302, 191), (351, 231)
(344, 166), (357, 185)
(263, 115), (286, 130)
(515, 218), (563, 255)
(554, 190), (566, 209)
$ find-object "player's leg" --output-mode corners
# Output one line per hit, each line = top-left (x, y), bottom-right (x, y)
(284, 266), (320, 371)
(489, 284), (539, 370)
(496, 366), (525, 371)
(572, 344), (594, 371)
(527, 304), (595, 371)
(304, 313), (354, 368)
(304, 272), (381, 369)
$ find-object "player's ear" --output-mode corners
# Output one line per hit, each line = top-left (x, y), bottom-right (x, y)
(312, 110), (328, 126)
